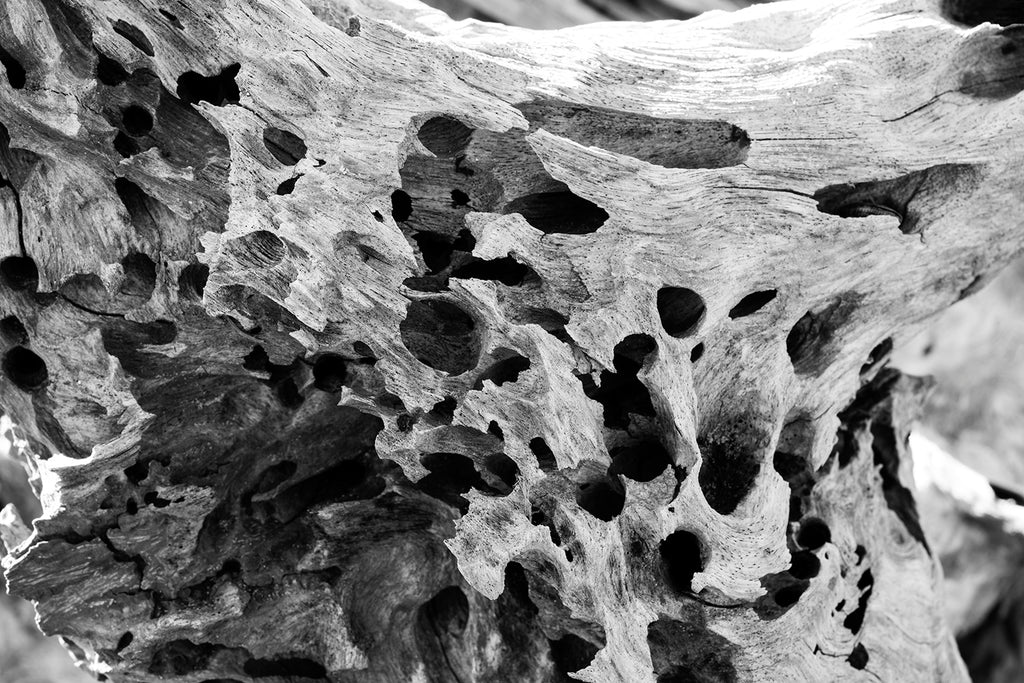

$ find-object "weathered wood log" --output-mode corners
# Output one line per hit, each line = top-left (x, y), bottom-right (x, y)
(1, 0), (1023, 681)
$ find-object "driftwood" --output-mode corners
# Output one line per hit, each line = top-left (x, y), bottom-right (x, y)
(1, 0), (1024, 681)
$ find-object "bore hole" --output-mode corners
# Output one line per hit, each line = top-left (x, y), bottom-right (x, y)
(660, 529), (703, 593)
(550, 634), (600, 674)
(647, 617), (738, 683)
(121, 252), (157, 300)
(788, 550), (821, 579)
(255, 460), (298, 494)
(796, 517), (831, 549)
(1, 256), (38, 291)
(609, 439), (672, 482)
(241, 230), (286, 267)
(274, 375), (303, 408)
(176, 63), (241, 106)
(122, 105), (153, 137)
(0, 315), (28, 345)
(430, 396), (457, 423)
(113, 132), (138, 158)
(0, 45), (25, 89)
(159, 8), (184, 29)
(860, 337), (892, 375)
(657, 287), (705, 338)
(473, 352), (530, 389)
(312, 353), (347, 392)
(941, 0), (1024, 26)
(417, 116), (473, 157)
(397, 413), (416, 432)
(451, 256), (536, 287)
(521, 101), (750, 169)
(418, 585), (470, 637)
(3, 346), (48, 391)
(728, 290), (777, 318)
(418, 452), (482, 513)
(353, 340), (375, 358)
(481, 453), (519, 494)
(502, 190), (609, 235)
(580, 333), (657, 430)
(220, 559), (241, 575)
(843, 569), (873, 634)
(115, 178), (163, 243)
(399, 299), (481, 375)
(146, 320), (177, 345)
(576, 475), (625, 522)
(529, 437), (557, 472)
(177, 263), (209, 300)
(116, 632), (134, 652)
(847, 643), (869, 670)
(412, 230), (462, 274)
(391, 189), (412, 222)
(773, 583), (807, 607)
(785, 297), (861, 376)
(697, 424), (761, 515)
(242, 658), (326, 679)
(96, 53), (129, 86)
(262, 127), (307, 166)
(275, 176), (299, 195)
(112, 20), (154, 56)
(143, 491), (171, 508)
(124, 460), (149, 485)
(690, 342), (704, 362)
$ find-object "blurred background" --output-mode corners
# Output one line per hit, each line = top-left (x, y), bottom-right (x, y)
(3, 1), (1023, 681)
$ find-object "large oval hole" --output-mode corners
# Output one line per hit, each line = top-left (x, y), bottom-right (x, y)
(400, 299), (481, 376)
(657, 287), (705, 338)
(3, 345), (48, 391)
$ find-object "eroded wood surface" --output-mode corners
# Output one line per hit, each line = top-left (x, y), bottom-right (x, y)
(0, 0), (1022, 680)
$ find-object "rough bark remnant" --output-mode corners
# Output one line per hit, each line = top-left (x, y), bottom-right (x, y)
(1, 0), (1023, 681)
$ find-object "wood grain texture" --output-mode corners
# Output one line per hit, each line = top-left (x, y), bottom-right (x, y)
(0, 0), (1022, 681)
